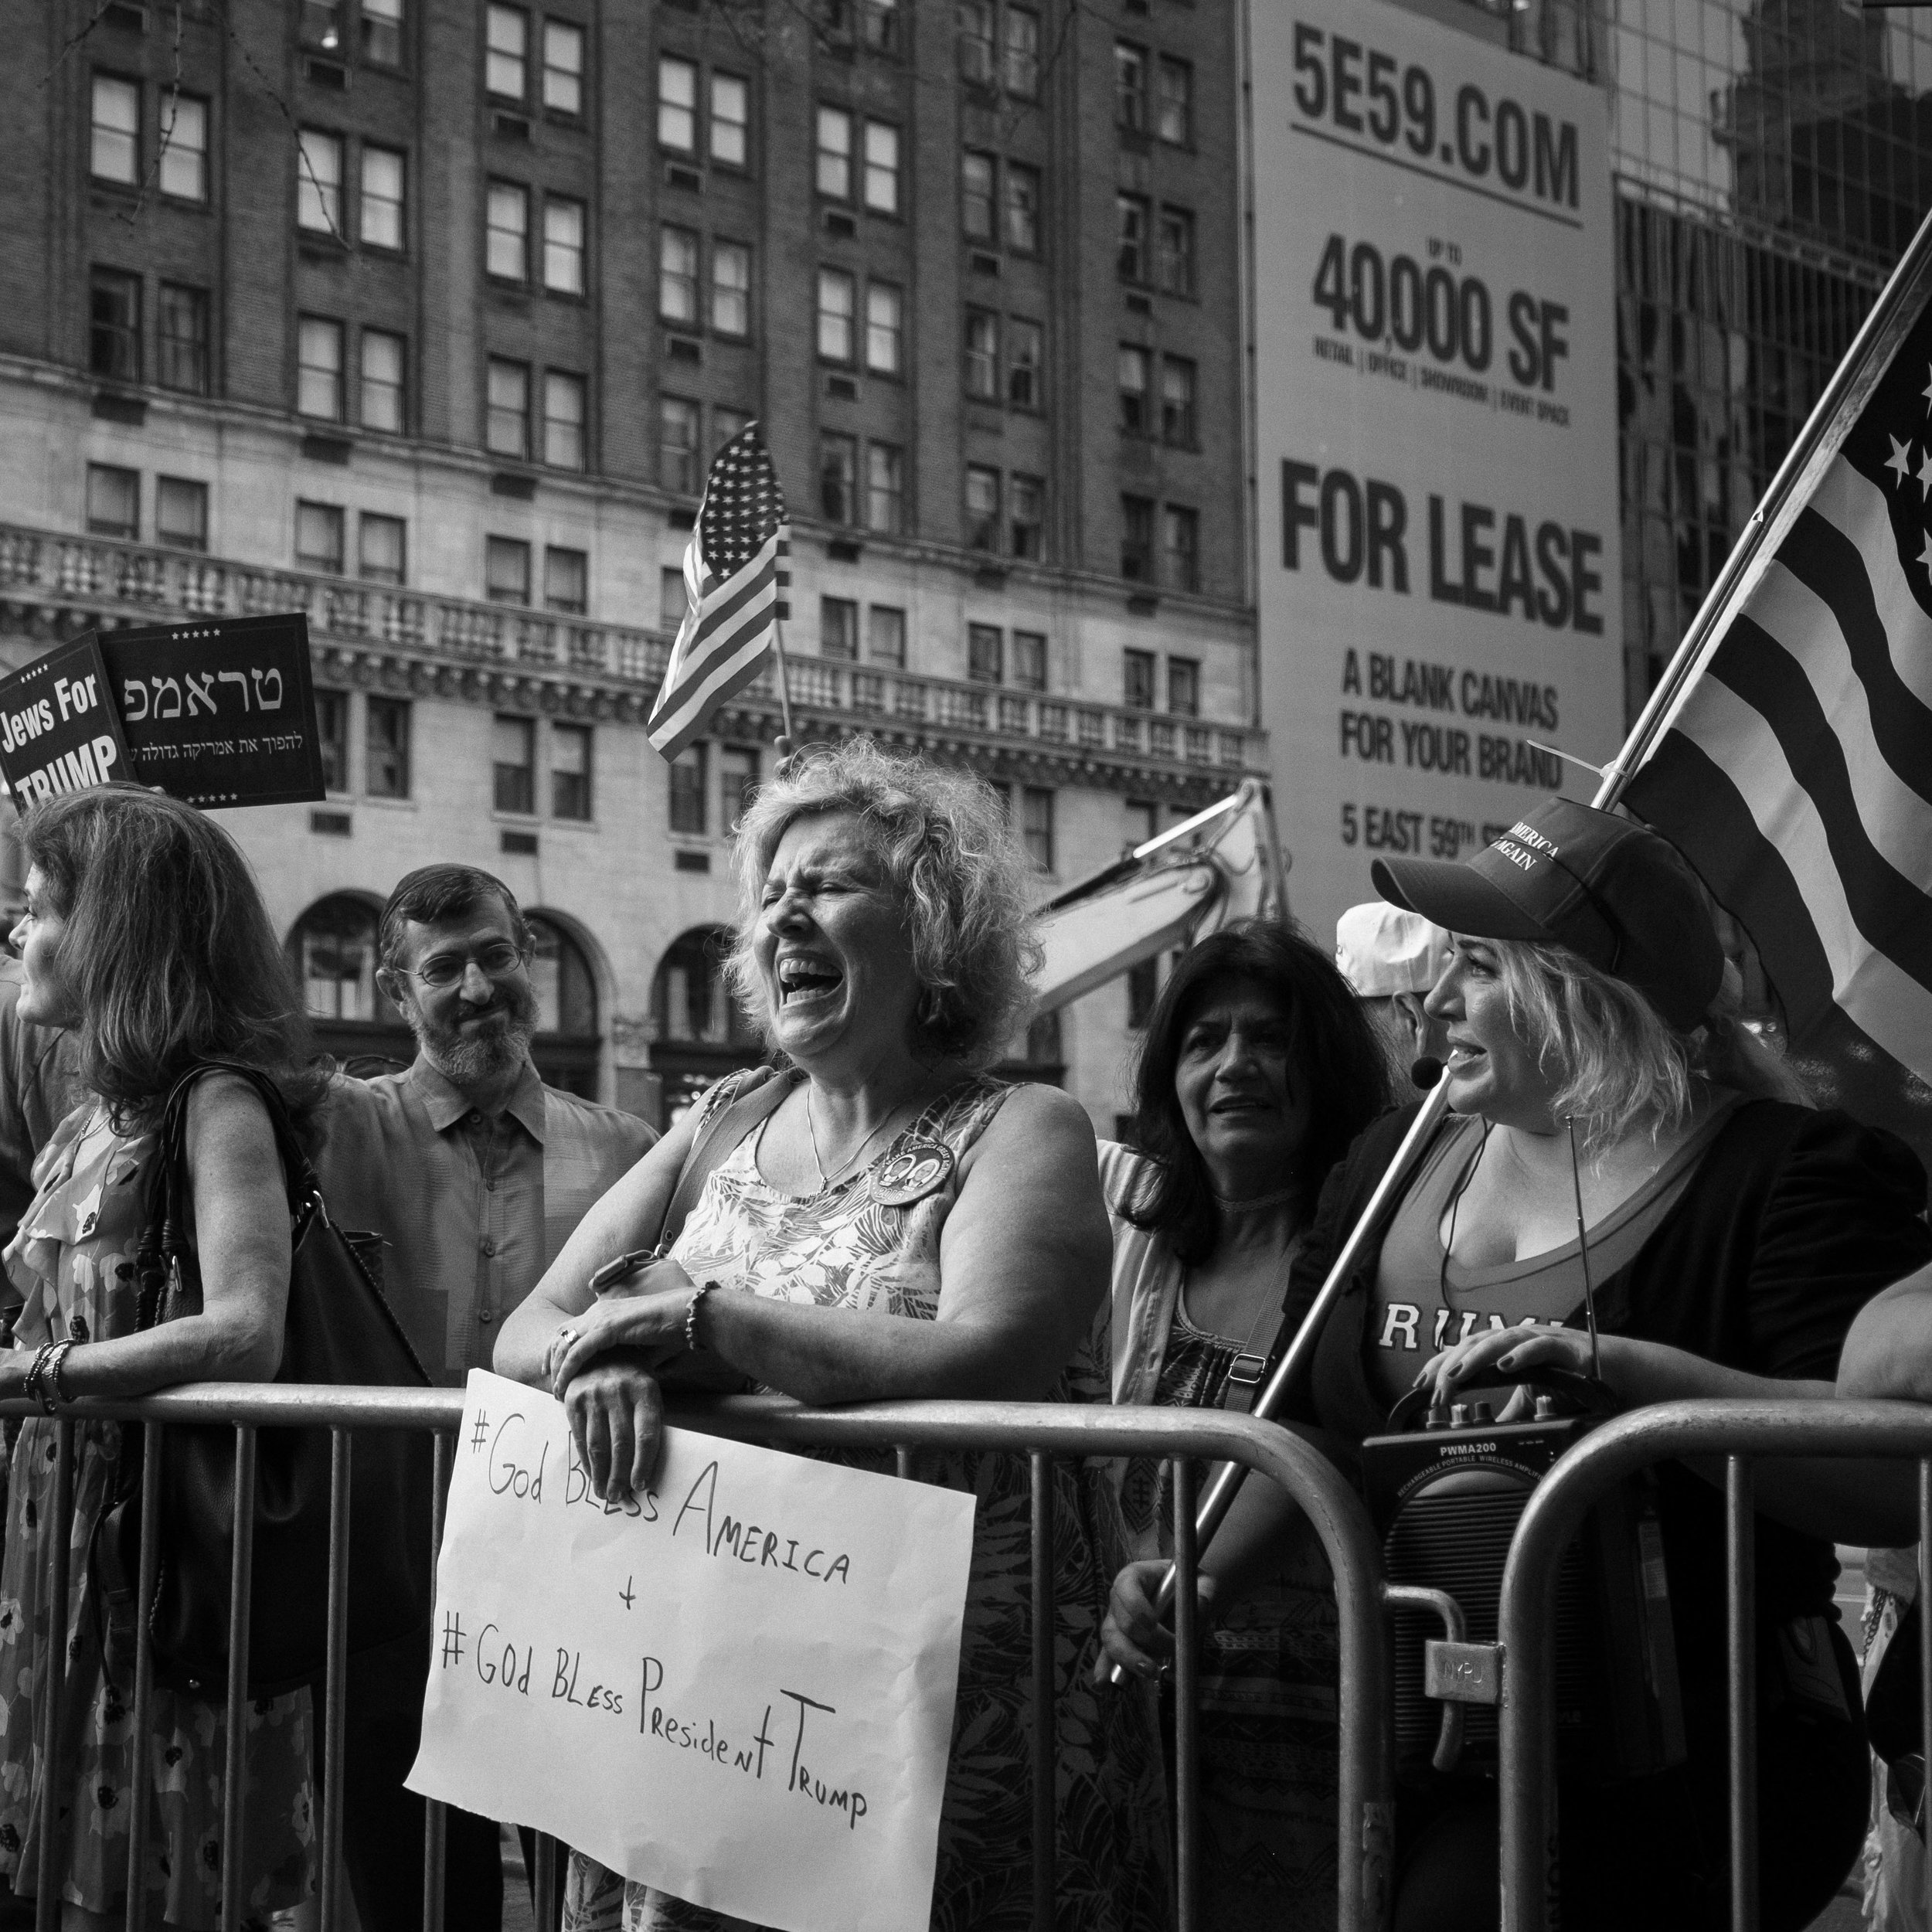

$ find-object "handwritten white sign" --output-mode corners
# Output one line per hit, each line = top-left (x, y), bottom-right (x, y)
(406, 1371), (976, 1932)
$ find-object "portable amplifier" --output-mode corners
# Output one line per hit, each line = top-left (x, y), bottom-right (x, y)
(1361, 1377), (1685, 1784)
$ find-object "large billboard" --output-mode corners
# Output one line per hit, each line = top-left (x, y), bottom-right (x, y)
(1252, 0), (1623, 947)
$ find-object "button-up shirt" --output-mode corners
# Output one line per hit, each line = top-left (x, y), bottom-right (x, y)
(315, 1054), (656, 1384)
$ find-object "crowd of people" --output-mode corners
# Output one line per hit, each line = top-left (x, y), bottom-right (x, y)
(0, 748), (1926, 1930)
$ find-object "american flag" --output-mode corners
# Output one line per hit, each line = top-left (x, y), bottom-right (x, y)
(646, 420), (791, 761)
(1621, 279), (1932, 1089)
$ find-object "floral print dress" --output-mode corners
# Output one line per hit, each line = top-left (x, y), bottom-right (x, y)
(564, 1073), (1168, 1932)
(0, 1105), (315, 1929)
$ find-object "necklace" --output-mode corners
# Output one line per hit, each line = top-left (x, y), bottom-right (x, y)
(1212, 1182), (1302, 1212)
(804, 1086), (923, 1189)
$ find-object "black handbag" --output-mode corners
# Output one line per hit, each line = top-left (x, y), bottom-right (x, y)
(95, 1060), (435, 1699)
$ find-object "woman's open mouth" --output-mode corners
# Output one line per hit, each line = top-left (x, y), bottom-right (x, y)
(777, 958), (845, 1007)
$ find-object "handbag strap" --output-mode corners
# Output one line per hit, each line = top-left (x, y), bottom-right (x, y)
(657, 1065), (799, 1251)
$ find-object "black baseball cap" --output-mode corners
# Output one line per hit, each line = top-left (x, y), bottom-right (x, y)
(1369, 799), (1723, 1032)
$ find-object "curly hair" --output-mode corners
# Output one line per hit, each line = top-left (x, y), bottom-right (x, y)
(19, 784), (328, 1137)
(1122, 920), (1393, 1263)
(1492, 938), (1810, 1152)
(724, 740), (1041, 1068)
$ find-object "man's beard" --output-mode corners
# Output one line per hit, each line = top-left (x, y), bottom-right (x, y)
(406, 981), (541, 1086)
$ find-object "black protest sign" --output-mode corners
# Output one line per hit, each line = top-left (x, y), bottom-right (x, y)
(97, 614), (327, 809)
(0, 633), (133, 805)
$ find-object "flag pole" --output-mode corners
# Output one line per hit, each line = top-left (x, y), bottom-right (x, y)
(1594, 203), (1932, 811)
(773, 615), (797, 755)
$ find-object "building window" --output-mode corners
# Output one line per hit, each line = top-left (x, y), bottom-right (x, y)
(1021, 787), (1054, 871)
(1161, 355), (1196, 446)
(958, 0), (994, 84)
(359, 512), (406, 584)
(543, 18), (583, 113)
(1118, 345), (1149, 433)
(964, 309), (998, 400)
(1117, 193), (1148, 281)
(698, 74), (746, 168)
(89, 267), (141, 382)
(543, 197), (586, 294)
(1121, 495), (1154, 582)
(658, 56), (699, 152)
(487, 181), (529, 281)
(366, 695), (411, 798)
(86, 464), (139, 540)
(301, 0), (344, 49)
(543, 370), (585, 468)
(659, 224), (699, 324)
(545, 545), (587, 613)
(1124, 646), (1156, 710)
(865, 282), (902, 375)
(668, 743), (707, 835)
(659, 396), (700, 493)
(1012, 629), (1046, 689)
(1162, 505), (1199, 591)
(486, 356), (529, 458)
(156, 282), (208, 394)
(485, 5), (528, 99)
(1010, 474), (1043, 561)
(821, 596), (859, 660)
(295, 500), (345, 573)
(1167, 655), (1199, 716)
(866, 443), (903, 535)
(713, 405), (751, 451)
(156, 475), (207, 552)
(359, 145), (405, 250)
(962, 151), (995, 241)
(1157, 55), (1192, 145)
(1157, 205), (1196, 298)
(817, 267), (855, 362)
(820, 432), (858, 522)
(298, 315), (345, 420)
(719, 744), (758, 829)
(863, 121), (900, 214)
(553, 723), (593, 819)
(316, 690), (349, 791)
(1003, 7), (1039, 95)
(968, 624), (1002, 683)
(1008, 318), (1043, 409)
(90, 75), (139, 184)
(298, 129), (344, 236)
(159, 96), (208, 202)
(867, 604), (905, 667)
(965, 465), (999, 552)
(863, 0), (900, 53)
(1115, 41), (1148, 131)
(712, 240), (750, 336)
(493, 716), (536, 814)
(361, 327), (406, 432)
(661, 565), (689, 633)
(362, 0), (405, 67)
(485, 535), (532, 604)
(1004, 163), (1039, 253)
(815, 107), (852, 199)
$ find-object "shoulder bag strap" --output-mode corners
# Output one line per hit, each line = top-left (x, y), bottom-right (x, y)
(658, 1066), (798, 1252)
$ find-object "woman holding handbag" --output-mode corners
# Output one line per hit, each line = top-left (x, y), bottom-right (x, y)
(0, 784), (326, 1930)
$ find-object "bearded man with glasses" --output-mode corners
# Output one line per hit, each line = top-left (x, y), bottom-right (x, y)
(317, 862), (655, 1932)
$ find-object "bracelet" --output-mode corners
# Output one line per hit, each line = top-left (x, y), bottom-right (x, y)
(43, 1341), (73, 1412)
(19, 1344), (49, 1410)
(684, 1282), (722, 1354)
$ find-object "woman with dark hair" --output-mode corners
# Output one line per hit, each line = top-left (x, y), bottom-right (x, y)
(0, 784), (325, 1930)
(1102, 917), (1390, 1930)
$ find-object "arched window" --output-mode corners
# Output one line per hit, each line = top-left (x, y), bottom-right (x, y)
(651, 927), (764, 1117)
(285, 894), (411, 1073)
(526, 913), (600, 1100)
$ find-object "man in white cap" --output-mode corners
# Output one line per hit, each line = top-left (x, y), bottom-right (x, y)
(1335, 901), (1452, 1085)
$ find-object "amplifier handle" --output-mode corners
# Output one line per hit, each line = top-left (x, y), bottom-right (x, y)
(1383, 1581), (1470, 1774)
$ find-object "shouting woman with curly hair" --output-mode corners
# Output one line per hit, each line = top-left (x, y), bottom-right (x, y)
(498, 740), (1166, 1932)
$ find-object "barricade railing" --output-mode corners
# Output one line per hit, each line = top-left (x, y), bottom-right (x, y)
(0, 1386), (1396, 1932)
(1493, 1397), (1932, 1932)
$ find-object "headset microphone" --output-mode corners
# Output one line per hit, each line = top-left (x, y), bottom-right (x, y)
(1410, 1056), (1445, 1091)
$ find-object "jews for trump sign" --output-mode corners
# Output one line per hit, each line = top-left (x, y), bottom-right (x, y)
(407, 1372), (976, 1932)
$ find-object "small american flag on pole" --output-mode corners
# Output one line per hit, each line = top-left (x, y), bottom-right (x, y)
(646, 420), (791, 761)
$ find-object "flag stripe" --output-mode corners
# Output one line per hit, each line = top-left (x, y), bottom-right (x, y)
(1655, 674), (1932, 1063)
(651, 570), (780, 727)
(1813, 456), (1932, 717)
(652, 590), (779, 732)
(1710, 617), (1932, 995)
(647, 638), (772, 762)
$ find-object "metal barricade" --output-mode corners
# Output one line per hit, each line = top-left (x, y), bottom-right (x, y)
(1493, 1397), (1932, 1932)
(0, 1386), (1396, 1932)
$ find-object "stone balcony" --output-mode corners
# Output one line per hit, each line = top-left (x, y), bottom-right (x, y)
(0, 524), (1264, 800)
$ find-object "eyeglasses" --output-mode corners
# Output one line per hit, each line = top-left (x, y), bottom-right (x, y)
(410, 942), (529, 990)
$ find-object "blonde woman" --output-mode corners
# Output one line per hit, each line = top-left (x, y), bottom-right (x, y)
(1104, 800), (1932, 1932)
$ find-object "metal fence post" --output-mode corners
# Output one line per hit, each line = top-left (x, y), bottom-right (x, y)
(219, 1426), (257, 1932)
(34, 1419), (75, 1932)
(1726, 1458), (1757, 1932)
(319, 1430), (352, 1932)
(1029, 1450), (1056, 1932)
(124, 1420), (162, 1932)
(424, 1430), (451, 1932)
(1171, 1457), (1199, 1932)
